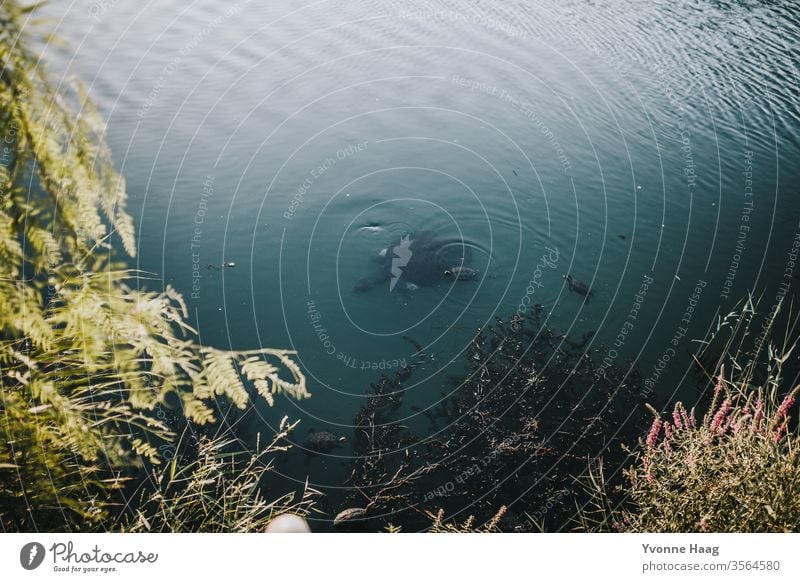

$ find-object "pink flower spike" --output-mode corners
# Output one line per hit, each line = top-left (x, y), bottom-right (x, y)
(646, 418), (662, 447)
(710, 400), (732, 434)
(774, 394), (796, 425)
(773, 425), (786, 444)
(673, 405), (683, 429)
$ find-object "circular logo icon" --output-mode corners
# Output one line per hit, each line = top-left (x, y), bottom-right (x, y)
(20, 542), (46, 570)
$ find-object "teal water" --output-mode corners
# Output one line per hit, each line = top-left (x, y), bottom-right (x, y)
(40, 0), (800, 523)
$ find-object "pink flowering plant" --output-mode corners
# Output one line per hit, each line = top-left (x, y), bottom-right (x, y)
(619, 370), (799, 532)
(585, 300), (800, 532)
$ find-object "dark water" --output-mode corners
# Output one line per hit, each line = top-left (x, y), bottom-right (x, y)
(40, 0), (800, 525)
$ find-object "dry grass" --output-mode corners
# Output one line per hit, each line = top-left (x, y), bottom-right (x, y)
(120, 418), (318, 532)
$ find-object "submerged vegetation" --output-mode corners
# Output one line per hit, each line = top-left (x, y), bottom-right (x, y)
(343, 312), (648, 532)
(0, 1), (309, 532)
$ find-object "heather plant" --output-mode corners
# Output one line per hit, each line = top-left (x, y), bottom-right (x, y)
(586, 298), (800, 533)
(617, 374), (800, 532)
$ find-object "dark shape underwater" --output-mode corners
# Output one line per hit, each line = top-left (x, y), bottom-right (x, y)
(353, 231), (477, 294)
(302, 429), (347, 462)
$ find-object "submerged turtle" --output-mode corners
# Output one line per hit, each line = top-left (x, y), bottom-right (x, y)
(353, 231), (478, 294)
(564, 274), (593, 299)
(302, 429), (347, 461)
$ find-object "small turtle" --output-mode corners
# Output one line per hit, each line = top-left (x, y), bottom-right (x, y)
(564, 274), (592, 299)
(302, 429), (347, 459)
(444, 266), (479, 280)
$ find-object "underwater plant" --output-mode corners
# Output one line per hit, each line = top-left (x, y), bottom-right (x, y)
(342, 308), (648, 531)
